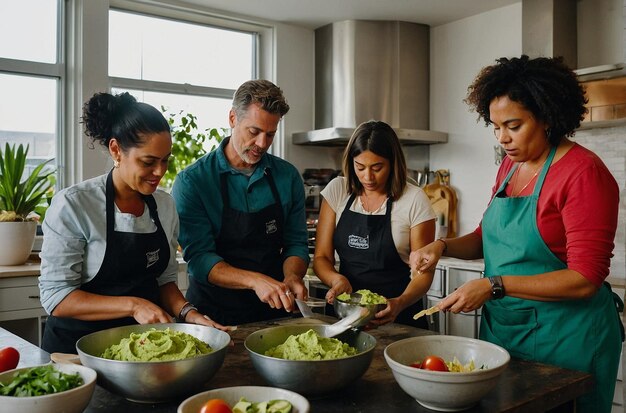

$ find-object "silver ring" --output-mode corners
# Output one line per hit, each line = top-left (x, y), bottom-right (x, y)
(285, 290), (292, 296)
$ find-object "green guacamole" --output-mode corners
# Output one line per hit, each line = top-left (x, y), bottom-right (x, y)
(100, 327), (212, 361)
(264, 329), (357, 360)
(337, 289), (387, 305)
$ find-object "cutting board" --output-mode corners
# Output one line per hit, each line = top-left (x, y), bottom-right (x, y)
(423, 170), (458, 238)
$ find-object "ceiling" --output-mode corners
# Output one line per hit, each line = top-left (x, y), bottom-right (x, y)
(176, 0), (521, 29)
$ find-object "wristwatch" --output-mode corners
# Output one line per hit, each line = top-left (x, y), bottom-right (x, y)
(489, 276), (505, 300)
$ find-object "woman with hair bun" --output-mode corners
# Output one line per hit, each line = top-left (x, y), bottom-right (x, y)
(40, 92), (228, 354)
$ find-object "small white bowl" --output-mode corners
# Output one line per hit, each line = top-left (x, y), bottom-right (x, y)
(384, 335), (510, 411)
(0, 363), (97, 413)
(177, 386), (310, 413)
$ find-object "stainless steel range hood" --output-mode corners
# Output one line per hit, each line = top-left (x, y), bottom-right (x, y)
(293, 20), (447, 146)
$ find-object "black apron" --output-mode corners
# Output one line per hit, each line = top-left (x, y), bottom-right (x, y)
(42, 171), (170, 354)
(334, 194), (426, 328)
(186, 168), (286, 325)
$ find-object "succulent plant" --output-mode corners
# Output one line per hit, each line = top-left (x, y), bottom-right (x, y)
(0, 143), (55, 222)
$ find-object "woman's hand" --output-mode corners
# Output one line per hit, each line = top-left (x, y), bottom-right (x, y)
(185, 310), (236, 332)
(325, 275), (352, 304)
(438, 278), (491, 313)
(410, 240), (446, 274)
(131, 297), (175, 324)
(367, 298), (403, 326)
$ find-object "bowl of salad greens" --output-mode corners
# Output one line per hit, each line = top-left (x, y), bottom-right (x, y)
(177, 385), (310, 413)
(0, 363), (97, 413)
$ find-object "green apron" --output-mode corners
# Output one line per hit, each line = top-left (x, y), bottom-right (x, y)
(480, 146), (622, 413)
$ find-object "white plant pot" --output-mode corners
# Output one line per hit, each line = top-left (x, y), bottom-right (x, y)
(0, 221), (37, 265)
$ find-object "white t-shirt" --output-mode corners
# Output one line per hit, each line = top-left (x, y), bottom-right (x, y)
(320, 176), (436, 264)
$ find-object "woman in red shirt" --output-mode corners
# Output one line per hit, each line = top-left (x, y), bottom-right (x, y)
(410, 55), (622, 413)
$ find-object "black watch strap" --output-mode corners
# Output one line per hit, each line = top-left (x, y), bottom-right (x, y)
(489, 276), (505, 300)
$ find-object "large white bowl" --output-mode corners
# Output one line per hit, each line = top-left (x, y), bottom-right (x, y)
(0, 363), (97, 413)
(177, 385), (310, 413)
(384, 335), (510, 412)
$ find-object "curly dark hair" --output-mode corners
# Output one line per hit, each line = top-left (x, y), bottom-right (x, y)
(82, 92), (169, 151)
(464, 55), (587, 145)
(342, 120), (407, 201)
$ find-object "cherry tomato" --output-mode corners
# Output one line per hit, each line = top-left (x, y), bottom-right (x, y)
(199, 399), (232, 413)
(409, 361), (422, 369)
(420, 355), (448, 372)
(0, 347), (20, 372)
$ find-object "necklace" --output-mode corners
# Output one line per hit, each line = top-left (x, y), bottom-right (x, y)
(359, 192), (387, 214)
(511, 159), (547, 197)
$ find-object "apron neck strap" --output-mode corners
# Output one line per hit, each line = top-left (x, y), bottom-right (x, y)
(532, 145), (557, 196)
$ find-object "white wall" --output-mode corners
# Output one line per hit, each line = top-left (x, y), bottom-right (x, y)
(429, 3), (523, 235)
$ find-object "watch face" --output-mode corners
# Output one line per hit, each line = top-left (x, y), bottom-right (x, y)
(492, 286), (504, 299)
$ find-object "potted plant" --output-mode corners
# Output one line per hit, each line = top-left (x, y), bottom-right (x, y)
(160, 109), (228, 189)
(0, 143), (55, 265)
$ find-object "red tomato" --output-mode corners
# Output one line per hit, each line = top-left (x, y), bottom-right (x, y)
(420, 355), (448, 372)
(199, 399), (232, 413)
(409, 361), (422, 369)
(0, 347), (19, 372)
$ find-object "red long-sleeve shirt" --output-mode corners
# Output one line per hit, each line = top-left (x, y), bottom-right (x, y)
(476, 143), (618, 287)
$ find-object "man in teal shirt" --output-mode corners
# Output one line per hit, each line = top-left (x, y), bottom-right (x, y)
(172, 80), (309, 325)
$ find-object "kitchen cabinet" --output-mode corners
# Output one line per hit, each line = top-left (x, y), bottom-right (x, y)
(0, 260), (46, 346)
(425, 258), (484, 339)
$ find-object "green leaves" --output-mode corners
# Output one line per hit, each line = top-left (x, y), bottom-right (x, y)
(0, 143), (55, 221)
(0, 365), (84, 397)
(161, 109), (228, 189)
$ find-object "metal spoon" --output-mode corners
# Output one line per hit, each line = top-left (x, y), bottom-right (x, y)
(319, 306), (369, 338)
(348, 292), (363, 304)
(295, 298), (316, 318)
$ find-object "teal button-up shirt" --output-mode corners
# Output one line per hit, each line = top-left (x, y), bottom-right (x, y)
(172, 138), (309, 284)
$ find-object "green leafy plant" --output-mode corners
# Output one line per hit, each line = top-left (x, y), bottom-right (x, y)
(0, 143), (55, 222)
(161, 108), (228, 189)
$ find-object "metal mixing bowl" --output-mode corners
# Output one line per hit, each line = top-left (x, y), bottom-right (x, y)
(244, 324), (376, 396)
(334, 298), (386, 328)
(76, 323), (231, 403)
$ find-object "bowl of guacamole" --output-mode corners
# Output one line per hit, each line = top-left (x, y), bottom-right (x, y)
(244, 324), (376, 396)
(335, 289), (387, 328)
(76, 323), (230, 403)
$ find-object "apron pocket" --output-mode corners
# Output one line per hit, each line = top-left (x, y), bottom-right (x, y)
(483, 302), (538, 360)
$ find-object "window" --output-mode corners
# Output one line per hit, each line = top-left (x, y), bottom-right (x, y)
(109, 9), (258, 149)
(0, 0), (62, 181)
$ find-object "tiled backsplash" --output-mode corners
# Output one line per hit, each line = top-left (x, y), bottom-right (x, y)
(573, 123), (626, 286)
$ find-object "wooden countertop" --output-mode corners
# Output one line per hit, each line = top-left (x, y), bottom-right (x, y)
(1, 317), (593, 413)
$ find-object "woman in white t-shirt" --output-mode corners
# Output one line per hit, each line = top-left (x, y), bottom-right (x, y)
(313, 120), (436, 327)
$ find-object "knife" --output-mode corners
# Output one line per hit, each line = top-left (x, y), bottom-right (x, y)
(413, 305), (440, 320)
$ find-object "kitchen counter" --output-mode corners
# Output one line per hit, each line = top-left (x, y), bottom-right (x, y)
(0, 257), (41, 278)
(1, 318), (593, 412)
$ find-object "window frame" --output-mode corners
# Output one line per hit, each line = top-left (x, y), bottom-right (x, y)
(0, 0), (66, 188)
(108, 1), (276, 139)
